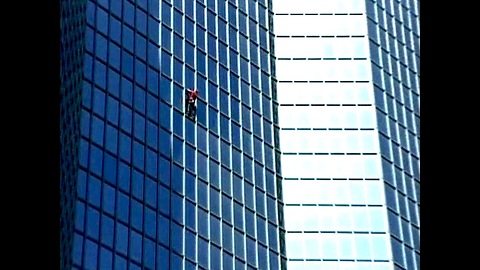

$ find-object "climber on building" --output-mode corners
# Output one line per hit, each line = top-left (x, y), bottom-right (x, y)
(185, 88), (199, 119)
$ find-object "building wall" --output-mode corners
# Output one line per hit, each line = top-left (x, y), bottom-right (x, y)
(271, 0), (420, 269)
(366, 0), (420, 269)
(73, 0), (284, 269)
(60, 1), (87, 269)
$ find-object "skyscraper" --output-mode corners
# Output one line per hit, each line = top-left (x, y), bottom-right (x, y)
(273, 0), (419, 269)
(60, 1), (87, 269)
(60, 1), (419, 269)
(71, 0), (284, 269)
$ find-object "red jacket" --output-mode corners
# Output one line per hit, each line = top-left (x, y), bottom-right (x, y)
(187, 89), (199, 101)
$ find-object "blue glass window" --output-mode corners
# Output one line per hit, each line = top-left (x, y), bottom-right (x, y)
(255, 189), (265, 217)
(171, 222), (184, 255)
(173, 60), (183, 89)
(234, 230), (245, 260)
(94, 60), (107, 90)
(144, 206), (156, 238)
(228, 3), (237, 26)
(267, 223), (278, 252)
(132, 169), (144, 201)
(185, 229), (196, 260)
(238, 12), (247, 34)
(222, 222), (233, 253)
(115, 222), (128, 255)
(185, 171), (196, 202)
(209, 159), (220, 189)
(107, 68), (120, 99)
(120, 77), (133, 106)
(209, 131), (219, 161)
(243, 154), (253, 183)
(146, 148), (158, 178)
(208, 57), (218, 83)
(100, 214), (114, 247)
(184, 142), (195, 172)
(197, 179), (208, 209)
(172, 192), (184, 224)
(99, 181), (113, 214)
(210, 214), (221, 246)
(229, 26), (238, 52)
(102, 151), (117, 186)
(244, 181), (254, 210)
(121, 50), (134, 79)
(99, 246), (113, 270)
(198, 237), (209, 269)
(122, 24), (134, 53)
(267, 196), (277, 223)
(148, 16), (160, 42)
(196, 1), (205, 25)
(158, 152), (171, 187)
(198, 208), (209, 238)
(185, 200), (196, 231)
(95, 32), (107, 62)
(118, 131), (131, 162)
(257, 244), (268, 270)
(218, 19), (227, 43)
(86, 206), (100, 240)
(232, 147), (242, 176)
(192, 151), (206, 181)
(131, 199), (143, 232)
(239, 34), (248, 60)
(234, 202), (244, 230)
(109, 16), (121, 44)
(172, 135), (183, 166)
(161, 50), (172, 77)
(136, 8), (147, 35)
(129, 230), (143, 264)
(245, 208), (255, 237)
(256, 216), (266, 245)
(211, 243), (222, 270)
(106, 96), (119, 127)
(221, 166), (232, 196)
(146, 115), (159, 146)
(233, 174), (243, 204)
(158, 213), (170, 246)
(143, 238), (155, 269)
(207, 9), (217, 35)
(95, 7), (108, 35)
(157, 244), (169, 270)
(135, 59), (147, 87)
(242, 106), (251, 133)
(196, 24), (206, 51)
(246, 236), (257, 267)
(219, 64), (228, 90)
(260, 48), (269, 73)
(162, 1), (172, 27)
(75, 201), (85, 232)
(222, 194), (232, 224)
(89, 144), (103, 176)
(172, 163), (184, 195)
(84, 239), (98, 270)
(91, 115), (104, 147)
(208, 81), (218, 108)
(84, 54), (93, 81)
(116, 191), (130, 224)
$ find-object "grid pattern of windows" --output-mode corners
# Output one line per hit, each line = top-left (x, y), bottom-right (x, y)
(366, 0), (420, 269)
(273, 0), (394, 269)
(61, 1), (87, 269)
(75, 0), (283, 269)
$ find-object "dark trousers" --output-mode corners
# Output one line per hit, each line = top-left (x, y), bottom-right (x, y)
(186, 99), (196, 117)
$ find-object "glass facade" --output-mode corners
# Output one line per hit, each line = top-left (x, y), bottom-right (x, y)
(61, 0), (419, 269)
(273, 0), (419, 270)
(366, 0), (420, 269)
(73, 0), (284, 269)
(60, 1), (87, 269)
